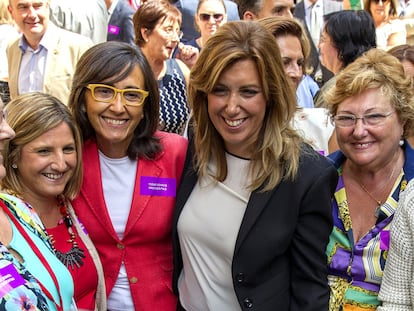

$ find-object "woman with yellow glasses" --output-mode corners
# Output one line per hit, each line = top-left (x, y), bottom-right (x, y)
(69, 41), (188, 311)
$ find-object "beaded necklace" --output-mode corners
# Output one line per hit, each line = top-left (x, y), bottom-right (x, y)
(0, 199), (64, 311)
(49, 195), (85, 270)
(5, 191), (85, 270)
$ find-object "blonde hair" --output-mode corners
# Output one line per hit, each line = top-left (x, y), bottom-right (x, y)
(1, 92), (83, 199)
(325, 48), (414, 138)
(189, 21), (303, 191)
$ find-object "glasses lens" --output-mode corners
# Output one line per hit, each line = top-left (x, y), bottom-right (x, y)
(213, 14), (224, 21)
(124, 91), (144, 102)
(365, 114), (388, 126)
(93, 86), (115, 101)
(199, 13), (223, 22)
(166, 30), (182, 40)
(199, 13), (210, 21)
(334, 115), (355, 127)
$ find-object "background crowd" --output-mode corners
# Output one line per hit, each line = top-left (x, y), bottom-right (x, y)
(0, 0), (414, 310)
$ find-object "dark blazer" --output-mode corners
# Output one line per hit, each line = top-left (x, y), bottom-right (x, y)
(107, 0), (135, 45)
(294, 0), (342, 86)
(172, 140), (338, 311)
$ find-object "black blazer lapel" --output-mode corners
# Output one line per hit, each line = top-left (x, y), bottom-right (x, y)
(234, 184), (277, 254)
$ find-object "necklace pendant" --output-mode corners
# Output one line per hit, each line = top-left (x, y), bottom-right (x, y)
(63, 215), (73, 227)
(55, 246), (86, 270)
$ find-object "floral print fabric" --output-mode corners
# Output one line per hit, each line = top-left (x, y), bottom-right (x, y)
(0, 193), (50, 311)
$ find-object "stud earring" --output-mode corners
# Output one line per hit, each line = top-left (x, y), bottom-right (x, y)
(11, 164), (17, 169)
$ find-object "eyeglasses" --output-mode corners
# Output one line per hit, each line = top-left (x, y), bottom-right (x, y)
(199, 13), (224, 22)
(372, 0), (390, 4)
(332, 111), (394, 128)
(163, 28), (184, 40)
(86, 84), (149, 107)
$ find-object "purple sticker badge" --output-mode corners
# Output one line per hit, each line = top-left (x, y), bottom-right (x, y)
(108, 25), (120, 35)
(140, 176), (176, 197)
(0, 263), (26, 297)
(380, 230), (390, 250)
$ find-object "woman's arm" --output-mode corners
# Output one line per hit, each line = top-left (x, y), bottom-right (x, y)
(290, 160), (338, 310)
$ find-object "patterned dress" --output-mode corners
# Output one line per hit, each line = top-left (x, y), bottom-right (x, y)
(326, 145), (414, 310)
(0, 194), (50, 311)
(0, 193), (75, 311)
(158, 59), (190, 135)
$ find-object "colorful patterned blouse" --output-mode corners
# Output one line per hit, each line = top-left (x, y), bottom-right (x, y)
(0, 193), (50, 311)
(326, 146), (414, 310)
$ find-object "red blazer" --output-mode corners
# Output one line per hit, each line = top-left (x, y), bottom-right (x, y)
(73, 132), (187, 310)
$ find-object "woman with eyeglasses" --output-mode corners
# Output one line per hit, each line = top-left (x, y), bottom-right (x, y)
(174, 0), (227, 69)
(189, 0), (227, 51)
(325, 48), (414, 310)
(0, 92), (106, 311)
(364, 0), (406, 49)
(315, 10), (376, 108)
(133, 0), (191, 136)
(69, 41), (188, 311)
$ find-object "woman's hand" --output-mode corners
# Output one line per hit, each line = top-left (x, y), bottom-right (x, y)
(176, 43), (199, 69)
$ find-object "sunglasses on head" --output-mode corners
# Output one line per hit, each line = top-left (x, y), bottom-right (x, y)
(199, 13), (224, 22)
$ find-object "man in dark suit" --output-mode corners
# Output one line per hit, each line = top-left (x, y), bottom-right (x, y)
(294, 0), (342, 87)
(106, 0), (135, 45)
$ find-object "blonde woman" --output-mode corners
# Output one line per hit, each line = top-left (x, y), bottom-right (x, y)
(189, 0), (227, 50)
(172, 21), (338, 311)
(364, 0), (406, 48)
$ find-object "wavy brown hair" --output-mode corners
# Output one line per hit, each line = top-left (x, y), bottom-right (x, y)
(189, 21), (303, 191)
(133, 0), (182, 48)
(258, 16), (312, 74)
